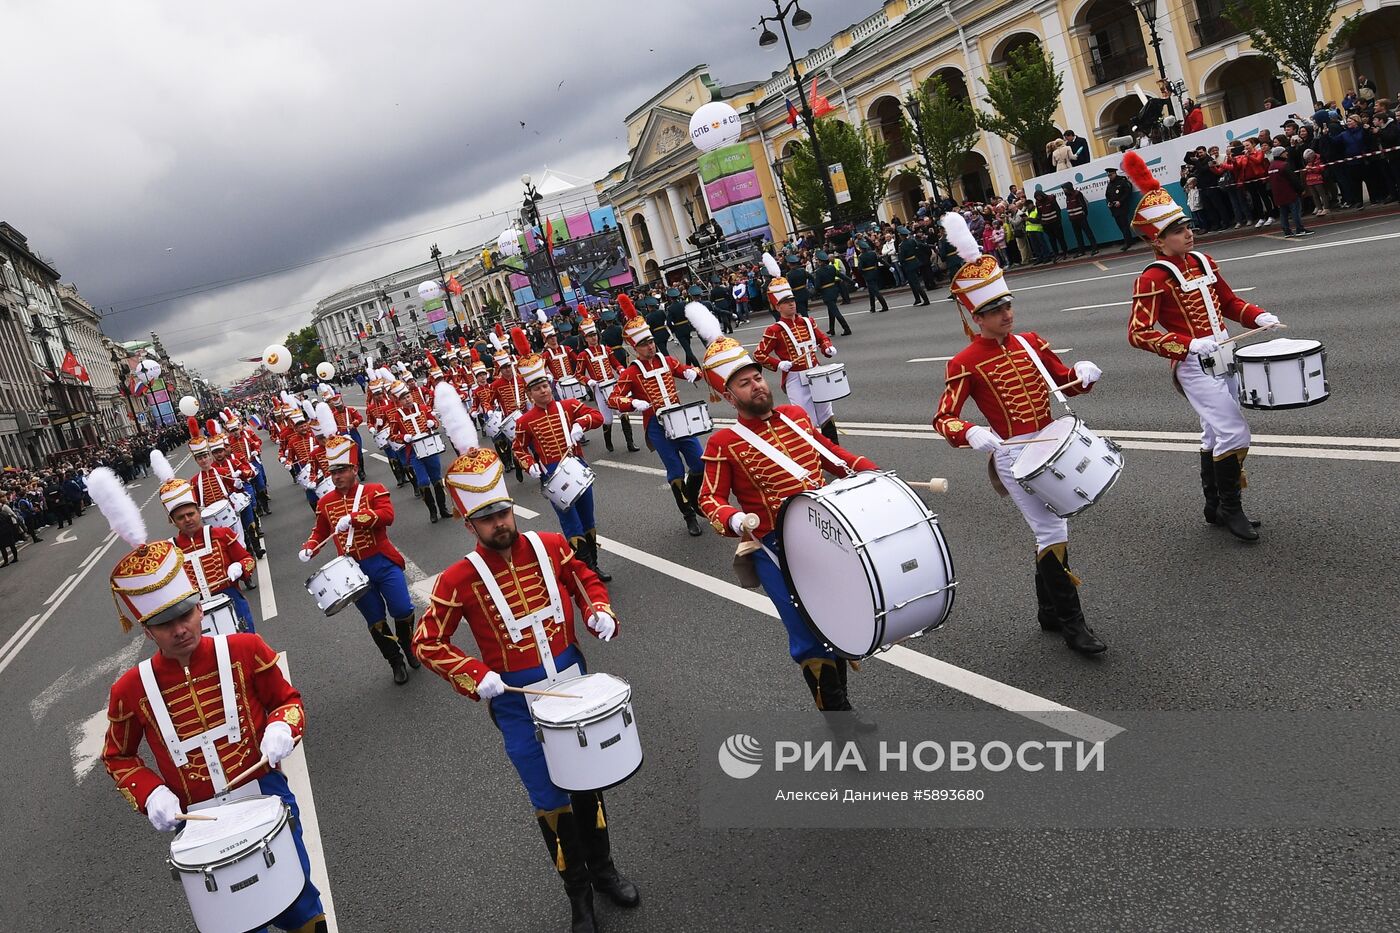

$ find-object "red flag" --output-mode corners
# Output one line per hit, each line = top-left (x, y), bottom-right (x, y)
(785, 98), (799, 126)
(810, 77), (833, 118)
(446, 275), (463, 295)
(544, 217), (555, 243)
(61, 350), (90, 383)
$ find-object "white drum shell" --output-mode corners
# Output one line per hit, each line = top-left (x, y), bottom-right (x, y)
(541, 457), (596, 511)
(168, 796), (301, 933)
(1235, 338), (1329, 410)
(200, 595), (241, 637)
(658, 401), (713, 440)
(1011, 416), (1124, 518)
(305, 555), (371, 616)
(410, 432), (446, 458)
(314, 477), (335, 499)
(802, 363), (851, 403)
(531, 674), (642, 792)
(779, 472), (956, 659)
(201, 500), (238, 532)
(557, 378), (589, 400)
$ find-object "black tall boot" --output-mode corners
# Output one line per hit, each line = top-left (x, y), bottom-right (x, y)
(569, 792), (640, 908)
(602, 426), (615, 452)
(1034, 565), (1058, 631)
(1037, 546), (1106, 655)
(433, 481), (453, 521)
(585, 529), (612, 583)
(393, 614), (421, 669)
(620, 416), (639, 452)
(257, 487), (271, 515)
(1213, 449), (1260, 542)
(1199, 450), (1220, 525)
(801, 658), (854, 711)
(390, 457), (408, 488)
(538, 807), (598, 933)
(820, 418), (840, 445)
(424, 484), (439, 523)
(369, 622), (409, 684)
(671, 478), (702, 536)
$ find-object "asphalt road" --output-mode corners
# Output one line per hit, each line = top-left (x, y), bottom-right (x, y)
(3, 211), (1399, 932)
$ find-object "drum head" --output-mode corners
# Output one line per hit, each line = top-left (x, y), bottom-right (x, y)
(1234, 337), (1321, 359)
(532, 673), (630, 726)
(1011, 416), (1076, 479)
(777, 486), (878, 658)
(169, 796), (286, 867)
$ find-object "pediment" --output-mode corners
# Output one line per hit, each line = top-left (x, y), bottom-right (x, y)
(626, 106), (695, 180)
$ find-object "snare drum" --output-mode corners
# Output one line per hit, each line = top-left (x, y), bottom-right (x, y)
(556, 377), (588, 401)
(593, 378), (617, 398)
(530, 673), (642, 792)
(1011, 416), (1124, 518)
(228, 491), (251, 514)
(305, 554), (371, 616)
(409, 432), (446, 459)
(314, 476), (335, 499)
(778, 471), (956, 659)
(1235, 338), (1329, 409)
(167, 795), (303, 933)
(541, 457), (595, 511)
(199, 594), (242, 637)
(201, 499), (239, 533)
(801, 363), (851, 403)
(657, 401), (713, 440)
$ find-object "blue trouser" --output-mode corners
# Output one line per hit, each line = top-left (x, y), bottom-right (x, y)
(348, 428), (363, 454)
(409, 451), (443, 486)
(542, 460), (596, 539)
(645, 417), (702, 482)
(252, 459), (267, 492)
(754, 531), (834, 664)
(488, 644), (586, 810)
(216, 585), (255, 633)
(352, 553), (414, 625)
(251, 770), (325, 931)
(304, 487), (318, 509)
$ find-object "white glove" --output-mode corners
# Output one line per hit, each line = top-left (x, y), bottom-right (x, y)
(259, 721), (296, 767)
(427, 419), (437, 429)
(528, 463), (544, 479)
(335, 514), (352, 534)
(729, 512), (751, 535)
(375, 418), (384, 428)
(476, 671), (506, 699)
(570, 424), (585, 444)
(298, 547), (315, 563)
(232, 477), (244, 490)
(631, 399), (651, 412)
(965, 425), (1004, 452)
(1255, 312), (1281, 328)
(586, 611), (618, 642)
(1189, 336), (1219, 356)
(683, 369), (700, 383)
(823, 345), (837, 358)
(1072, 361), (1103, 386)
(778, 360), (793, 373)
(226, 562), (243, 582)
(145, 785), (182, 832)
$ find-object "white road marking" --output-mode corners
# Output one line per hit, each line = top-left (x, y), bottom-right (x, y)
(593, 533), (1122, 741)
(51, 529), (77, 545)
(0, 615), (41, 665)
(277, 651), (339, 932)
(592, 459), (668, 477)
(1092, 261), (1109, 271)
(1059, 287), (1253, 313)
(32, 637), (143, 722)
(68, 706), (110, 782)
(43, 574), (78, 607)
(258, 547), (279, 622)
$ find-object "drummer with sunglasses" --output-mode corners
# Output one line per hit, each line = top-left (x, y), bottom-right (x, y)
(414, 394), (639, 933)
(298, 435), (418, 685)
(932, 213), (1107, 656)
(93, 469), (327, 933)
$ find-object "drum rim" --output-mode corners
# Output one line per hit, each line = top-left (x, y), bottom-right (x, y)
(1238, 392), (1330, 410)
(1011, 415), (1083, 482)
(531, 677), (633, 728)
(1027, 454), (1125, 518)
(1234, 340), (1323, 361)
(167, 798), (291, 872)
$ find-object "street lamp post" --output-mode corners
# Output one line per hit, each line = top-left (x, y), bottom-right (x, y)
(900, 92), (942, 212)
(521, 174), (567, 315)
(758, 0), (837, 230)
(1132, 0), (1176, 119)
(429, 243), (463, 333)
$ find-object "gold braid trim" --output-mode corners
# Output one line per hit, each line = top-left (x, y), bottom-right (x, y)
(113, 550), (187, 596)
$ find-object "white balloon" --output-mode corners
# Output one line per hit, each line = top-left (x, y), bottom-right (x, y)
(135, 359), (162, 384)
(316, 361), (336, 380)
(496, 228), (522, 257)
(417, 280), (444, 302)
(178, 396), (199, 417)
(689, 101), (742, 153)
(263, 344), (292, 374)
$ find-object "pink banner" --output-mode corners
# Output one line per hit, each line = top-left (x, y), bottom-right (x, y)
(508, 272), (530, 289)
(723, 169), (760, 203)
(705, 178), (730, 211)
(566, 212), (594, 238)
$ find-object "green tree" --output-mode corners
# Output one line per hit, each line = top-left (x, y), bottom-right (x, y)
(901, 75), (981, 205)
(1223, 0), (1360, 101)
(977, 42), (1063, 176)
(783, 118), (890, 228)
(285, 325), (325, 374)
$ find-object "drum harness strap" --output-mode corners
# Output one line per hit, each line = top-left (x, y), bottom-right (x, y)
(138, 634), (241, 794)
(1147, 251), (1229, 376)
(554, 402), (578, 461)
(1012, 334), (1077, 422)
(341, 485), (364, 556)
(777, 321), (818, 372)
(465, 531), (568, 684)
(183, 527), (216, 598)
(637, 360), (678, 408)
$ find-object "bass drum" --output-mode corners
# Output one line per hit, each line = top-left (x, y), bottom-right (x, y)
(778, 472), (955, 659)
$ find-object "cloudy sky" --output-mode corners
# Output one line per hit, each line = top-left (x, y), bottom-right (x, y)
(3, 0), (855, 384)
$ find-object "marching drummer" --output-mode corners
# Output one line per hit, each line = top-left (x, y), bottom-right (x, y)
(92, 467), (327, 933)
(575, 310), (639, 453)
(299, 435), (419, 685)
(1121, 151), (1282, 542)
(224, 408), (271, 516)
(932, 212), (1107, 656)
(489, 329), (531, 482)
(606, 294), (707, 537)
(512, 351), (611, 582)
(690, 305), (882, 712)
(209, 418), (265, 558)
(414, 391), (639, 933)
(754, 262), (843, 444)
(327, 386), (368, 481)
(538, 310), (577, 383)
(388, 378), (452, 524)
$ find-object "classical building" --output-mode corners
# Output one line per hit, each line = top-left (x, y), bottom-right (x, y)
(599, 0), (1400, 272)
(58, 284), (131, 441)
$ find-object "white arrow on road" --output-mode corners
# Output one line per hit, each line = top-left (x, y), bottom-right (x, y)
(31, 638), (144, 722)
(51, 529), (77, 545)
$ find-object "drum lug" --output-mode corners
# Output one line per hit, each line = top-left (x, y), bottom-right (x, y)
(575, 724), (588, 747)
(1049, 467), (1065, 480)
(203, 869), (218, 893)
(622, 703), (633, 727)
(534, 724), (545, 744)
(262, 840), (276, 868)
(1074, 487), (1091, 502)
(1077, 433), (1093, 447)
(167, 859), (179, 883)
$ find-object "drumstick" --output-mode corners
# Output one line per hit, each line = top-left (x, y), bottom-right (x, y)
(225, 755), (269, 791)
(504, 685), (583, 699)
(1218, 322), (1286, 347)
(907, 478), (950, 493)
(999, 436), (1062, 446)
(176, 812), (218, 822)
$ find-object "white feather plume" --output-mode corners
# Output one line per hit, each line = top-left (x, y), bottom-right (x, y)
(761, 251), (782, 278)
(536, 309), (548, 324)
(941, 212), (982, 265)
(149, 449), (175, 483)
(684, 301), (724, 346)
(377, 367), (396, 384)
(280, 390), (295, 407)
(314, 400), (338, 437)
(88, 467), (147, 548)
(433, 380), (479, 452)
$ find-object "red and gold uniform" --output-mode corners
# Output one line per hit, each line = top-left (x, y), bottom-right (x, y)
(174, 525), (254, 598)
(1129, 253), (1264, 362)
(754, 311), (839, 432)
(512, 399), (603, 474)
(303, 481), (405, 568)
(490, 365), (529, 420)
(542, 340), (575, 381)
(388, 401), (436, 451)
(191, 460), (248, 509)
(606, 353), (696, 430)
(332, 401), (365, 435)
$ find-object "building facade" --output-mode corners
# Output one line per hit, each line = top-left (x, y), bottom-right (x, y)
(58, 284), (131, 441)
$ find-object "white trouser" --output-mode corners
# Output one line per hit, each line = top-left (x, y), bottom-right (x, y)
(591, 385), (615, 426)
(994, 435), (1068, 552)
(784, 370), (834, 427)
(1176, 356), (1250, 455)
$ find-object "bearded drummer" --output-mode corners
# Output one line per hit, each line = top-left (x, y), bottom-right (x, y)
(691, 306), (882, 712)
(298, 435), (418, 685)
(91, 468), (327, 933)
(512, 350), (611, 582)
(414, 390), (638, 933)
(932, 213), (1107, 656)
(575, 310), (639, 453)
(1121, 150), (1283, 542)
(753, 261), (842, 444)
(606, 294), (707, 537)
